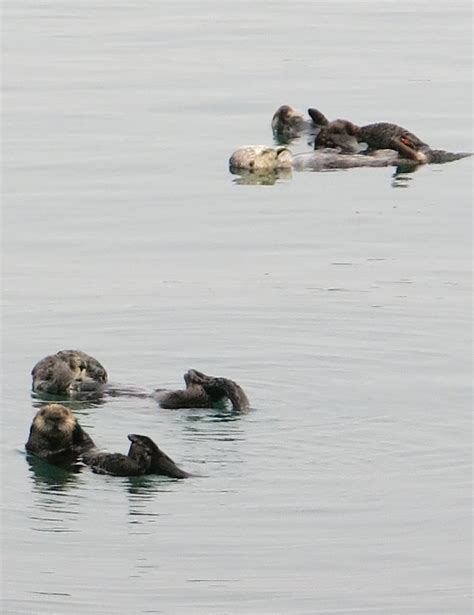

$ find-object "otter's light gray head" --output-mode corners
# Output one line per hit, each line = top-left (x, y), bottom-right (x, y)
(229, 145), (293, 172)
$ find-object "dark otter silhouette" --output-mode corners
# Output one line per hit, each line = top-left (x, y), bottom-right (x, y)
(31, 350), (108, 397)
(25, 404), (189, 478)
(82, 434), (189, 478)
(126, 434), (190, 478)
(153, 368), (250, 411)
(308, 108), (471, 164)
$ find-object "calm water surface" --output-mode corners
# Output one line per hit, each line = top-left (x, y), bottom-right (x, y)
(2, 1), (472, 613)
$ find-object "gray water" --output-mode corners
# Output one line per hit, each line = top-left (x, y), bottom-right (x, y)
(1, 1), (472, 613)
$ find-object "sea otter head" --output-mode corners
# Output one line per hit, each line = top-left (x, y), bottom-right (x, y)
(32, 404), (76, 438)
(271, 105), (305, 132)
(229, 145), (293, 172)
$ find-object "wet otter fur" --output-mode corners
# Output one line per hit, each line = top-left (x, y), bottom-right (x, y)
(126, 434), (190, 478)
(26, 405), (189, 478)
(308, 108), (471, 164)
(229, 145), (292, 172)
(152, 368), (250, 411)
(32, 350), (108, 397)
(230, 140), (470, 174)
(82, 434), (189, 478)
(229, 144), (403, 173)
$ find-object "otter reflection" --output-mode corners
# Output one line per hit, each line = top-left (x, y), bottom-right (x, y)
(26, 404), (189, 478)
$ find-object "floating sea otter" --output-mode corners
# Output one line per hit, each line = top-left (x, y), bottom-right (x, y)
(229, 137), (471, 176)
(308, 107), (471, 164)
(152, 368), (250, 411)
(31, 350), (250, 411)
(229, 144), (406, 174)
(31, 350), (108, 397)
(25, 404), (189, 478)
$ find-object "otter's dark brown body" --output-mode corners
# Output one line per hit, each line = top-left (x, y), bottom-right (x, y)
(152, 369), (250, 411)
(308, 107), (471, 164)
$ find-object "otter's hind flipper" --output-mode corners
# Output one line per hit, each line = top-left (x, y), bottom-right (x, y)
(212, 377), (250, 411)
(128, 434), (189, 479)
(308, 108), (329, 126)
(426, 149), (472, 164)
(187, 370), (250, 411)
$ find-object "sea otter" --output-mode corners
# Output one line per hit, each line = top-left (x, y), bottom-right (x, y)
(308, 108), (471, 164)
(31, 350), (108, 397)
(25, 404), (189, 478)
(271, 105), (316, 142)
(229, 144), (403, 173)
(32, 352), (249, 410)
(229, 140), (470, 175)
(153, 368), (250, 411)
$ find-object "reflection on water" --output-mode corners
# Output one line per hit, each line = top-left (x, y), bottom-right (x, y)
(230, 167), (293, 186)
(26, 455), (83, 533)
(30, 383), (151, 411)
(391, 163), (422, 188)
(26, 454), (84, 492)
(31, 390), (107, 412)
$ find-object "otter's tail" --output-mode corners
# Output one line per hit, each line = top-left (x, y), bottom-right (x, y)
(428, 150), (472, 164)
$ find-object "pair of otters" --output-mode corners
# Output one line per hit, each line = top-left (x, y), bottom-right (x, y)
(229, 105), (470, 172)
(26, 350), (249, 478)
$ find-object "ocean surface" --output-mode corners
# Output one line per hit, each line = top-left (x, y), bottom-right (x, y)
(1, 1), (472, 613)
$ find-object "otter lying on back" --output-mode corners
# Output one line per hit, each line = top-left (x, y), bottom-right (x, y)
(32, 350), (108, 398)
(32, 352), (250, 411)
(230, 144), (403, 173)
(153, 369), (250, 411)
(230, 141), (470, 174)
(26, 404), (189, 478)
(308, 107), (471, 164)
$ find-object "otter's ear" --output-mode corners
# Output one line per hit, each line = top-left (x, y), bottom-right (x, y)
(308, 108), (329, 126)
